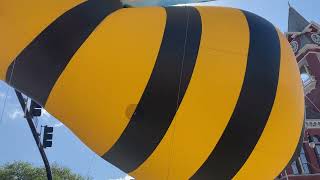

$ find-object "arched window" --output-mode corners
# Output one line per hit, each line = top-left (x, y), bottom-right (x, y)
(299, 147), (310, 174)
(291, 161), (299, 175)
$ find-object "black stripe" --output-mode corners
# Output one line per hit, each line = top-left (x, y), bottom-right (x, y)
(191, 11), (281, 180)
(6, 0), (122, 106)
(102, 6), (202, 173)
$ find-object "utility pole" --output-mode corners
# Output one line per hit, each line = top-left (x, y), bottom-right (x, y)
(15, 90), (52, 180)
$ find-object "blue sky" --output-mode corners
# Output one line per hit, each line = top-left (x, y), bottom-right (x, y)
(0, 0), (319, 179)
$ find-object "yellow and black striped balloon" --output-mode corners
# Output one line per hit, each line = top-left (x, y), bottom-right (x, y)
(1, 1), (304, 179)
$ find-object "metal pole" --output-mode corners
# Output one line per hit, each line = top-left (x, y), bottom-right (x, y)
(15, 90), (52, 180)
(284, 170), (289, 180)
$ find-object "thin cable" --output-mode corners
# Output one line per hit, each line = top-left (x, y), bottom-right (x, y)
(0, 58), (18, 124)
(305, 95), (320, 113)
(0, 86), (11, 124)
(165, 6), (190, 180)
(85, 155), (95, 179)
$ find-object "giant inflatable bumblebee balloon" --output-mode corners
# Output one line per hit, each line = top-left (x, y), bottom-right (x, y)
(0, 0), (304, 179)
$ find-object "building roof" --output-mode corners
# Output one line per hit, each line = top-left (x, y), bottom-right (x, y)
(288, 6), (309, 32)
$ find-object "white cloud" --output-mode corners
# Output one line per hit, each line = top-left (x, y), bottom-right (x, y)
(42, 109), (52, 119)
(8, 108), (24, 120)
(42, 109), (50, 116)
(109, 175), (134, 180)
(53, 122), (64, 128)
(0, 92), (6, 99)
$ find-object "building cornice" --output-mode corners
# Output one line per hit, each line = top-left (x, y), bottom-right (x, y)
(306, 119), (320, 129)
(296, 46), (320, 62)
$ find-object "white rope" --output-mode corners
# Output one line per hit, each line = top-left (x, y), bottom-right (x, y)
(165, 6), (190, 180)
(305, 95), (320, 113)
(0, 58), (18, 124)
(0, 86), (11, 124)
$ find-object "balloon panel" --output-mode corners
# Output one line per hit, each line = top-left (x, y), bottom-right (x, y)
(0, 1), (304, 179)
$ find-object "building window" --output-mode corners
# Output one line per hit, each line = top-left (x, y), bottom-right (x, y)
(299, 147), (310, 174)
(301, 73), (312, 86)
(300, 65), (308, 74)
(291, 161), (299, 175)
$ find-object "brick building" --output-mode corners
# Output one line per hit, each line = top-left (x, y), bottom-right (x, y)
(278, 5), (320, 180)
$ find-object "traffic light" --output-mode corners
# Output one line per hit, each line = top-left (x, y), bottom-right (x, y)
(30, 101), (42, 117)
(43, 126), (53, 148)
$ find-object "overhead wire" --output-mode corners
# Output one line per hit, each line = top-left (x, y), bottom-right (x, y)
(305, 95), (320, 113)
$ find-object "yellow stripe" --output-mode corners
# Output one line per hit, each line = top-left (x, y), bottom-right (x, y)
(0, 0), (84, 80)
(45, 7), (167, 155)
(131, 7), (249, 180)
(233, 30), (304, 180)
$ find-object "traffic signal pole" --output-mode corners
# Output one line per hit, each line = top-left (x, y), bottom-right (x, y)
(15, 90), (52, 180)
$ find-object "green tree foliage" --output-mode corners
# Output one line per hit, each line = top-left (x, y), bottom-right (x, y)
(0, 161), (92, 180)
